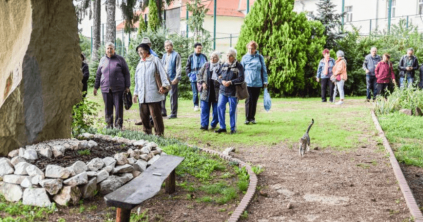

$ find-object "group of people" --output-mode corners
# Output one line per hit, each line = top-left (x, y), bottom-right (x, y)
(316, 47), (423, 103)
(88, 38), (268, 136)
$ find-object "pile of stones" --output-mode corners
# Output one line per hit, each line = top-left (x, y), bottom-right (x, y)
(0, 133), (164, 207)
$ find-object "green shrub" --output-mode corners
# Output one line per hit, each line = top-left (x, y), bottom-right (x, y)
(72, 99), (100, 137)
(374, 87), (423, 115)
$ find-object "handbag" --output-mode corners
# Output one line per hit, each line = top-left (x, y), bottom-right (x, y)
(236, 82), (249, 100)
(153, 58), (171, 93)
(122, 91), (133, 110)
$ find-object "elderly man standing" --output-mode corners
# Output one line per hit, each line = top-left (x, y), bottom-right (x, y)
(161, 40), (182, 119)
(186, 43), (208, 111)
(363, 47), (381, 102)
(399, 48), (419, 88)
(94, 42), (131, 129)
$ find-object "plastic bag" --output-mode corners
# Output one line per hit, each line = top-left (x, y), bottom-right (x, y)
(263, 88), (271, 111)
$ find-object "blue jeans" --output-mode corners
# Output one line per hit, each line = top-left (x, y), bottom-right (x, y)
(366, 75), (377, 100)
(400, 76), (413, 88)
(201, 100), (218, 128)
(218, 94), (238, 131)
(191, 82), (199, 106)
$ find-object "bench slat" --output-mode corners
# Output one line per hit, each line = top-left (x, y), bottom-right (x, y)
(104, 155), (184, 210)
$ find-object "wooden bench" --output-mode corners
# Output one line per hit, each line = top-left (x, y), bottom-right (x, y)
(104, 155), (184, 222)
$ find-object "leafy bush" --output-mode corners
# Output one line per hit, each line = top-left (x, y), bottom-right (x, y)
(79, 34), (91, 60)
(72, 99), (100, 137)
(375, 87), (423, 115)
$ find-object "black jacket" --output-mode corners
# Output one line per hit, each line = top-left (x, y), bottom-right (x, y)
(197, 62), (222, 102)
(218, 61), (245, 97)
(419, 65), (423, 89)
(398, 55), (419, 78)
(81, 62), (89, 92)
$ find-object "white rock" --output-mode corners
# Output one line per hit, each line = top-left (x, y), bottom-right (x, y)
(53, 186), (81, 206)
(112, 164), (134, 174)
(140, 146), (151, 154)
(23, 149), (38, 162)
(78, 140), (89, 149)
(133, 160), (147, 172)
(104, 165), (114, 173)
(45, 165), (71, 179)
(223, 147), (236, 156)
(66, 167), (76, 177)
(18, 148), (25, 157)
(40, 179), (63, 195)
(103, 157), (116, 167)
(26, 145), (37, 150)
(114, 153), (129, 165)
(23, 188), (51, 207)
(118, 173), (134, 184)
(3, 183), (23, 202)
(88, 140), (98, 148)
(86, 171), (97, 177)
(99, 176), (123, 194)
(63, 172), (88, 187)
(139, 154), (149, 161)
(80, 177), (97, 199)
(81, 133), (94, 139)
(10, 156), (26, 166)
(96, 170), (109, 183)
(156, 147), (163, 153)
(14, 162), (31, 175)
(26, 165), (44, 179)
(52, 145), (66, 158)
(132, 171), (142, 178)
(20, 177), (34, 188)
(38, 147), (53, 158)
(127, 157), (136, 164)
(69, 141), (79, 150)
(147, 155), (160, 166)
(62, 143), (71, 150)
(0, 159), (14, 176)
(30, 175), (43, 185)
(87, 158), (105, 171)
(133, 140), (147, 147)
(8, 150), (19, 158)
(70, 161), (88, 175)
(146, 142), (158, 148)
(3, 175), (27, 184)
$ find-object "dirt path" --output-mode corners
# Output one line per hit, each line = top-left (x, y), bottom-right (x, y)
(233, 128), (411, 221)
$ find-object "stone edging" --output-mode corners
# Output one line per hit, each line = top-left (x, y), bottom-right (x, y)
(197, 147), (258, 222)
(371, 111), (423, 221)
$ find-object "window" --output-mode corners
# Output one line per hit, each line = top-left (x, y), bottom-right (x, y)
(387, 0), (396, 17)
(345, 6), (353, 22)
(419, 0), (423, 14)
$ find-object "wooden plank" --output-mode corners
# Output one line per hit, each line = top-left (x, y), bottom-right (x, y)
(165, 169), (176, 194)
(104, 155), (184, 210)
(116, 208), (131, 222)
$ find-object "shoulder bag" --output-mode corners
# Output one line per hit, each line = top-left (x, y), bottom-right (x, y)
(233, 62), (249, 100)
(153, 58), (171, 93)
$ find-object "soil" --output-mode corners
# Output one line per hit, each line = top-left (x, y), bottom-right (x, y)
(400, 164), (423, 211)
(34, 139), (135, 171)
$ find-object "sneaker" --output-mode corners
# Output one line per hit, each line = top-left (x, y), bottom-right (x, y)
(251, 120), (256, 124)
(215, 128), (227, 134)
(365, 99), (370, 102)
(162, 113), (167, 117)
(230, 130), (237, 134)
(336, 101), (344, 105)
(244, 120), (250, 124)
(200, 126), (208, 130)
(167, 115), (177, 119)
(194, 106), (199, 111)
(134, 121), (143, 126)
(211, 126), (217, 130)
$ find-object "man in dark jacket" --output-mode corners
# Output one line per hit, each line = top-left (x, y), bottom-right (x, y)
(398, 48), (419, 88)
(185, 43), (208, 111)
(363, 47), (381, 102)
(81, 54), (89, 98)
(94, 42), (131, 129)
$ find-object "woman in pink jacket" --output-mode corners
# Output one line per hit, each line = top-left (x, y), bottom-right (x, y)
(375, 53), (397, 98)
(332, 50), (348, 105)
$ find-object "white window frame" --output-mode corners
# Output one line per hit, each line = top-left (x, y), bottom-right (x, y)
(345, 6), (353, 22)
(419, 0), (423, 15)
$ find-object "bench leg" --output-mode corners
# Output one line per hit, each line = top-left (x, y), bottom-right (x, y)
(116, 208), (131, 222)
(165, 169), (176, 194)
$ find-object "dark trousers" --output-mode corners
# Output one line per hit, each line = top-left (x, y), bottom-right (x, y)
(139, 102), (164, 136)
(102, 90), (124, 128)
(320, 78), (334, 102)
(191, 82), (199, 107)
(245, 87), (261, 121)
(161, 83), (178, 116)
(377, 83), (390, 99)
(366, 75), (378, 100)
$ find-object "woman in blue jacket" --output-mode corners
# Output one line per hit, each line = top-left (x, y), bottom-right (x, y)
(315, 49), (336, 102)
(241, 41), (268, 124)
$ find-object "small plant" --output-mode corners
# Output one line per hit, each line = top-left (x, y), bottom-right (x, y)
(131, 209), (149, 222)
(58, 218), (66, 222)
(219, 208), (226, 212)
(252, 165), (264, 175)
(78, 149), (91, 155)
(197, 196), (213, 203)
(241, 210), (248, 219)
(237, 180), (249, 192)
(72, 99), (100, 137)
(89, 205), (97, 211)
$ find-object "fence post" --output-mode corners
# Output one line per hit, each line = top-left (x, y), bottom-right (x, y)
(369, 19), (372, 35)
(341, 0), (345, 30)
(388, 0), (392, 34)
(406, 16), (409, 28)
(186, 8), (189, 38)
(101, 24), (104, 46)
(213, 0), (217, 50)
(247, 0), (250, 14)
(230, 34), (232, 47)
(122, 30), (124, 56)
(91, 26), (93, 58)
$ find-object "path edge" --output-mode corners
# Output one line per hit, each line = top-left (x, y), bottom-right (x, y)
(197, 147), (258, 222)
(371, 110), (423, 221)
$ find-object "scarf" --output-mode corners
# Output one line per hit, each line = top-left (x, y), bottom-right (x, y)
(210, 62), (221, 80)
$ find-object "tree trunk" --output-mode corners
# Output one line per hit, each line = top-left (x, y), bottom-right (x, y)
(92, 0), (101, 62)
(106, 0), (116, 44)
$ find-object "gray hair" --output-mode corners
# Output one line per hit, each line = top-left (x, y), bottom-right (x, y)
(164, 40), (173, 46)
(370, 47), (377, 51)
(407, 48), (414, 52)
(105, 42), (115, 49)
(209, 51), (220, 59)
(227, 48), (237, 58)
(336, 50), (344, 58)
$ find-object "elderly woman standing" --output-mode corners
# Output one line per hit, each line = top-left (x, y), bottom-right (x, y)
(241, 41), (268, 124)
(132, 44), (170, 137)
(332, 50), (348, 105)
(94, 42), (130, 129)
(197, 51), (222, 130)
(375, 53), (396, 98)
(215, 48), (245, 134)
(316, 49), (336, 103)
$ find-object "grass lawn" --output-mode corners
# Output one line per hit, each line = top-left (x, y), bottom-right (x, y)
(378, 113), (423, 168)
(85, 88), (375, 151)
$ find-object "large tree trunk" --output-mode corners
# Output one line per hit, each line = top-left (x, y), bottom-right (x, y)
(92, 0), (101, 61)
(105, 0), (116, 44)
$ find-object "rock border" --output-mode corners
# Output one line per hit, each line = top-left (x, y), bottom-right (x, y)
(196, 147), (258, 222)
(371, 111), (423, 221)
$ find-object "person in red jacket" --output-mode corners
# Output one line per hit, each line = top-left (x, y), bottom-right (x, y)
(375, 53), (397, 99)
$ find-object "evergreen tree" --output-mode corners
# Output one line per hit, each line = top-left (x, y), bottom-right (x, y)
(310, 0), (346, 49)
(140, 0), (174, 25)
(148, 0), (160, 31)
(236, 0), (326, 96)
(187, 0), (209, 42)
(137, 15), (147, 36)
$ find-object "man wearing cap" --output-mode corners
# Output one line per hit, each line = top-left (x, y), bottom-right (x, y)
(161, 40), (182, 119)
(186, 43), (208, 111)
(141, 37), (158, 57)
